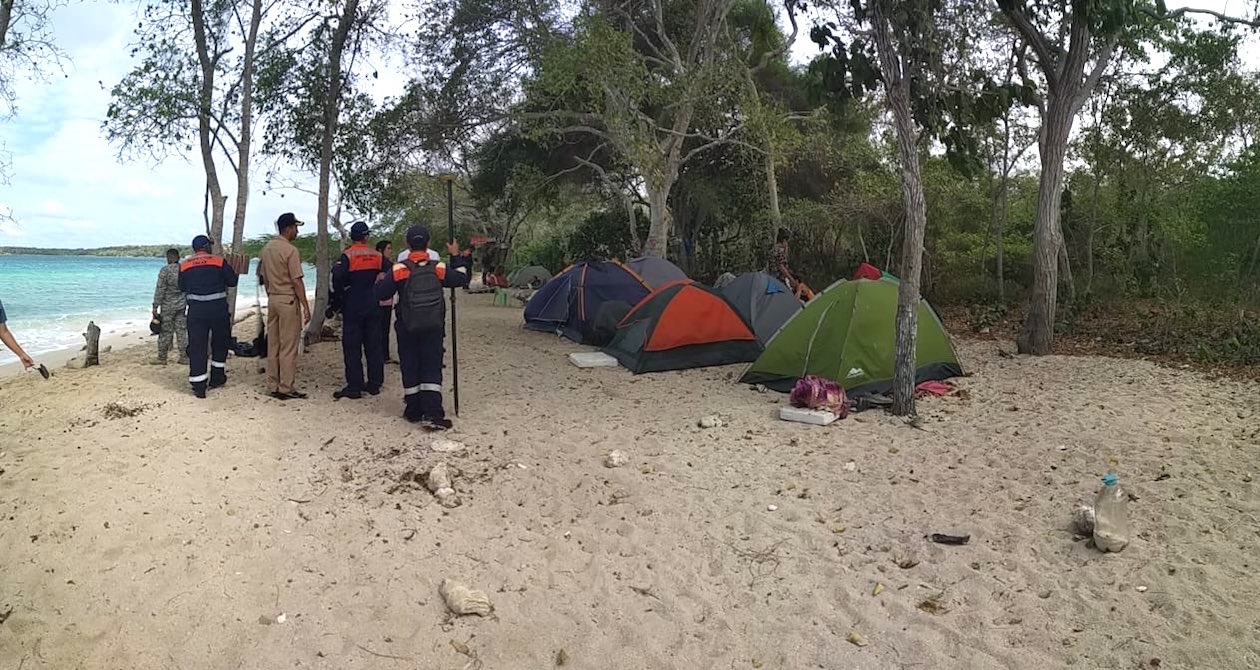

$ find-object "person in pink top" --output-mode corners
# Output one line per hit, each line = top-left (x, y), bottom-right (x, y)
(375, 240), (396, 362)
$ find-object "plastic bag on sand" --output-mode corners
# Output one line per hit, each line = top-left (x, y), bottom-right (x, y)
(790, 375), (848, 417)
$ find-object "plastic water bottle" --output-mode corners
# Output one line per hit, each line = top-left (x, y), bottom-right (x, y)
(1093, 472), (1129, 553)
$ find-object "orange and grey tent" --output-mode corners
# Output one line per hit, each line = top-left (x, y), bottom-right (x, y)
(603, 280), (762, 373)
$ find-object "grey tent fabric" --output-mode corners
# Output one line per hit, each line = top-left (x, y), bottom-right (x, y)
(508, 265), (552, 288)
(713, 272), (737, 290)
(590, 300), (633, 347)
(719, 271), (802, 345)
(626, 256), (687, 288)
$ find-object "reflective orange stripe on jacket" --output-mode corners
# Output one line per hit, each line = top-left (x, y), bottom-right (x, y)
(392, 250), (446, 282)
(345, 243), (383, 272)
(180, 252), (224, 271)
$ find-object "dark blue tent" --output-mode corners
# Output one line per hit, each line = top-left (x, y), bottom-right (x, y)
(523, 260), (651, 343)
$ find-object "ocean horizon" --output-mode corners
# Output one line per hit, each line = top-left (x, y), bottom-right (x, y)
(0, 254), (316, 364)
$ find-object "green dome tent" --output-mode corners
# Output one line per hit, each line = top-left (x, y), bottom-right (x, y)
(740, 278), (962, 395)
(507, 265), (552, 288)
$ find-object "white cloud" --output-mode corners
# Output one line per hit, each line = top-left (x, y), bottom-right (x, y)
(0, 2), (396, 249)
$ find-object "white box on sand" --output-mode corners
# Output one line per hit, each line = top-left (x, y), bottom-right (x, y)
(569, 352), (619, 368)
(779, 405), (838, 426)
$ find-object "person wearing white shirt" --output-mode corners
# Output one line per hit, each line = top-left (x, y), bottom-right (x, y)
(399, 248), (440, 263)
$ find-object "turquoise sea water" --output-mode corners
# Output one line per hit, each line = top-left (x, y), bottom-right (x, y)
(0, 255), (315, 364)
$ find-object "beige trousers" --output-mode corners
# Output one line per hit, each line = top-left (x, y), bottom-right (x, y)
(266, 295), (302, 393)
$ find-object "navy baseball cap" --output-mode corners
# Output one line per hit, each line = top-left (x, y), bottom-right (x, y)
(192, 235), (213, 250)
(276, 212), (304, 230)
(350, 221), (370, 240)
(405, 225), (430, 249)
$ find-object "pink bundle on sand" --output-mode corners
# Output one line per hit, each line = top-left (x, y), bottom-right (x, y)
(915, 380), (956, 396)
(790, 375), (848, 417)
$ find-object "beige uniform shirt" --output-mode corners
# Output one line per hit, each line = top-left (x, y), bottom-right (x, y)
(257, 237), (303, 296)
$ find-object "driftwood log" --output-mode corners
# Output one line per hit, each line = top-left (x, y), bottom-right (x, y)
(83, 321), (101, 367)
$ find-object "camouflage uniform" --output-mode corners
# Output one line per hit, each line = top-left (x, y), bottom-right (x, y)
(153, 262), (188, 364)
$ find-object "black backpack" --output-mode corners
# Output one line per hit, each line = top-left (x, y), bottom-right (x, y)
(396, 260), (445, 334)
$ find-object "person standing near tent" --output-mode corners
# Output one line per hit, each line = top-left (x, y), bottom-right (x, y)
(0, 298), (34, 370)
(375, 224), (471, 429)
(331, 221), (389, 399)
(150, 248), (188, 366)
(480, 242), (500, 286)
(257, 213), (311, 400)
(179, 235), (238, 398)
(375, 239), (395, 362)
(766, 229), (814, 301)
(767, 229), (796, 287)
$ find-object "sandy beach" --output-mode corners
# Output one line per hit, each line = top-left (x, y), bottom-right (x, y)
(1, 295), (1258, 669)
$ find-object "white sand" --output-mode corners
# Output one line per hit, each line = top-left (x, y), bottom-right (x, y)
(1, 296), (1258, 669)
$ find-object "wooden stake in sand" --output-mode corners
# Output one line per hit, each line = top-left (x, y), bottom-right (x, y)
(83, 321), (101, 367)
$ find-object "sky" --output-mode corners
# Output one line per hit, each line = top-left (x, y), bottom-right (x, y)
(0, 2), (411, 250)
(0, 1), (1249, 250)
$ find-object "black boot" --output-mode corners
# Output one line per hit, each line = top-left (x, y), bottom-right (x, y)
(422, 417), (453, 431)
(403, 395), (424, 423)
(333, 388), (362, 400)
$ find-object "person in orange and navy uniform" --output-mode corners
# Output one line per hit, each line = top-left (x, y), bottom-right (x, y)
(331, 221), (390, 400)
(374, 224), (471, 430)
(178, 235), (239, 398)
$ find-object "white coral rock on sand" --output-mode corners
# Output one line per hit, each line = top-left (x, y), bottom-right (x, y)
(697, 415), (722, 429)
(427, 462), (452, 493)
(1072, 502), (1096, 536)
(604, 450), (629, 468)
(431, 439), (466, 453)
(435, 487), (462, 508)
(440, 578), (493, 616)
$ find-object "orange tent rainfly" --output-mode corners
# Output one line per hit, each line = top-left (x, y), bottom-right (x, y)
(603, 280), (763, 373)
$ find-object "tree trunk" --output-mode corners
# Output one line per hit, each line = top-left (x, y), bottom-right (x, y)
(1059, 235), (1076, 305)
(225, 0), (264, 320)
(331, 199), (348, 251)
(624, 194), (639, 248)
(981, 150), (997, 281)
(305, 0), (359, 344)
(643, 176), (676, 258)
(203, 183), (212, 237)
(996, 115), (1013, 303)
(191, 0), (226, 252)
(870, 3), (925, 418)
(1002, 4), (1115, 355)
(0, 0), (15, 50)
(1247, 233), (1260, 279)
(997, 169), (1009, 304)
(1086, 168), (1099, 292)
(1017, 97), (1073, 355)
(641, 108), (691, 258)
(1134, 173), (1149, 266)
(765, 150), (782, 247)
(885, 213), (899, 270)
